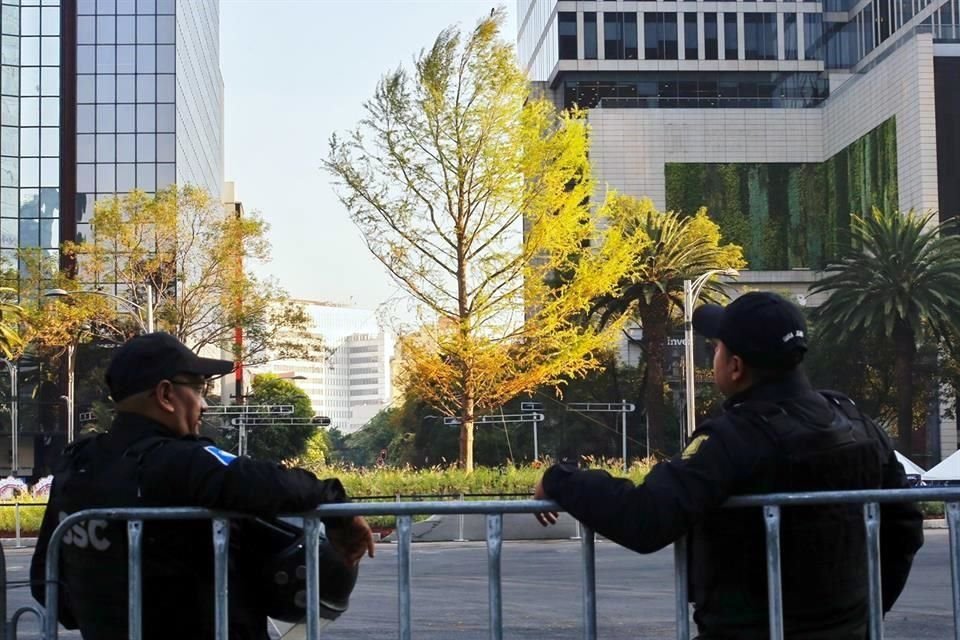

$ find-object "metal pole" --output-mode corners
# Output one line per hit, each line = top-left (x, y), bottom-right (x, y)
(764, 506), (784, 640)
(645, 412), (650, 459)
(455, 493), (466, 542)
(213, 519), (230, 640)
(621, 399), (628, 472)
(947, 502), (960, 640)
(533, 422), (539, 461)
(398, 515), (413, 640)
(580, 527), (597, 640)
(486, 514), (503, 640)
(10, 363), (17, 478)
(66, 343), (75, 443)
(683, 279), (695, 449)
(145, 284), (154, 333)
(128, 520), (144, 640)
(674, 535), (690, 640)
(864, 502), (884, 640)
(14, 502), (20, 549)
(304, 517), (323, 640)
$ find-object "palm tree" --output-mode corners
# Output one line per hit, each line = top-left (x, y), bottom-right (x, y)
(592, 195), (745, 456)
(811, 208), (960, 457)
(0, 288), (25, 360)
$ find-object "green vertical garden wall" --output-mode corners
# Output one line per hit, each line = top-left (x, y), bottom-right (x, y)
(665, 117), (898, 269)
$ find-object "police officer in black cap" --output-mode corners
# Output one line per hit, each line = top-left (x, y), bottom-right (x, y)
(30, 332), (375, 640)
(534, 291), (924, 639)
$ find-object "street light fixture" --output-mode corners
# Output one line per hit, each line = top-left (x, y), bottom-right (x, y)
(43, 287), (155, 333)
(682, 269), (739, 447)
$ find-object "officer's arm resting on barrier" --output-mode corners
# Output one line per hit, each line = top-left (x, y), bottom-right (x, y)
(326, 516), (376, 565)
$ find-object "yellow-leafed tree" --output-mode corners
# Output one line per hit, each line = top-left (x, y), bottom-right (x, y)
(325, 10), (643, 471)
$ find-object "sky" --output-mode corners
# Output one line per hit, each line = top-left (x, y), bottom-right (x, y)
(220, 1), (518, 313)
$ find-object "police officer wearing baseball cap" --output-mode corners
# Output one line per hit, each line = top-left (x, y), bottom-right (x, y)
(30, 332), (374, 640)
(535, 291), (924, 639)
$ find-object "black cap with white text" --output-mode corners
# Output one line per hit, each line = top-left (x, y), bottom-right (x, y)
(692, 291), (808, 370)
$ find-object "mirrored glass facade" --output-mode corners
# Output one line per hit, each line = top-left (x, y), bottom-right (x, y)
(72, 0), (222, 294)
(0, 0), (61, 278)
(0, 0), (222, 474)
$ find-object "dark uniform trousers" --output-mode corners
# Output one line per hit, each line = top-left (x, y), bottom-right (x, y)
(30, 413), (351, 640)
(543, 372), (924, 640)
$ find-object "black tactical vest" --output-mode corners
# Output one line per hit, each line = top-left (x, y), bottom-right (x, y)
(690, 392), (886, 640)
(49, 433), (215, 640)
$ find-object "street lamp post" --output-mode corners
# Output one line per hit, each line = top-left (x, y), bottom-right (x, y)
(683, 269), (739, 448)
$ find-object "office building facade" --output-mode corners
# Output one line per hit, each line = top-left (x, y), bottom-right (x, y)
(518, 0), (959, 458)
(251, 302), (394, 435)
(0, 0), (224, 477)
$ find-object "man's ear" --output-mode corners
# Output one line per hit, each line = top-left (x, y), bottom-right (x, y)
(153, 381), (177, 414)
(729, 355), (747, 383)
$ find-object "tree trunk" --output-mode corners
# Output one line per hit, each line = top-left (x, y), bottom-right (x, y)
(640, 296), (671, 458)
(460, 393), (475, 472)
(893, 320), (916, 457)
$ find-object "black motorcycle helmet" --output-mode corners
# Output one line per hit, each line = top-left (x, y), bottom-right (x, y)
(242, 517), (359, 623)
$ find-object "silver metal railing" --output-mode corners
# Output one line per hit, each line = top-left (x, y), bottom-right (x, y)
(27, 486), (960, 640)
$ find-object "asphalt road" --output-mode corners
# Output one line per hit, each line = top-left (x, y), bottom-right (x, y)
(3, 530), (953, 639)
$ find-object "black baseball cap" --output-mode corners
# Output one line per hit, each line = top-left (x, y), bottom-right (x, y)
(692, 292), (808, 369)
(105, 332), (234, 402)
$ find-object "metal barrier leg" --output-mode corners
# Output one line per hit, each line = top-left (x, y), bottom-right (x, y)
(571, 519), (582, 541)
(674, 535), (690, 640)
(580, 526), (597, 640)
(14, 503), (20, 549)
(8, 605), (44, 640)
(212, 518), (230, 640)
(864, 502), (884, 640)
(486, 514), (503, 640)
(0, 540), (6, 640)
(398, 515), (413, 640)
(947, 502), (960, 640)
(455, 493), (466, 542)
(127, 520), (144, 640)
(764, 506), (784, 640)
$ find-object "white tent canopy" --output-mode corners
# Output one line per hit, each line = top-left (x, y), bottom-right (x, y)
(894, 451), (925, 477)
(922, 449), (960, 482)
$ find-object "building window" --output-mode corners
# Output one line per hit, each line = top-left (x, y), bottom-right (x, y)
(684, 13), (698, 60)
(724, 13), (739, 60)
(584, 12), (598, 59)
(744, 13), (777, 60)
(603, 12), (638, 60)
(877, 0), (891, 42)
(785, 14), (799, 60)
(645, 12), (678, 60)
(624, 13), (638, 59)
(558, 12), (577, 60)
(705, 13), (718, 60)
(804, 14), (824, 60)
(603, 12), (637, 60)
(825, 20), (857, 68)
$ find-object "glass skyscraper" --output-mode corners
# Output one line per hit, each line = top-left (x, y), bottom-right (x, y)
(0, 0), (223, 477)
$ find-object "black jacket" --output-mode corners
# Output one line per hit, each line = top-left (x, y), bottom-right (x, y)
(543, 371), (924, 639)
(30, 412), (350, 640)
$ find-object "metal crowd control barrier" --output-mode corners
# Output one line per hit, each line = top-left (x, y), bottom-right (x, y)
(23, 486), (960, 640)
